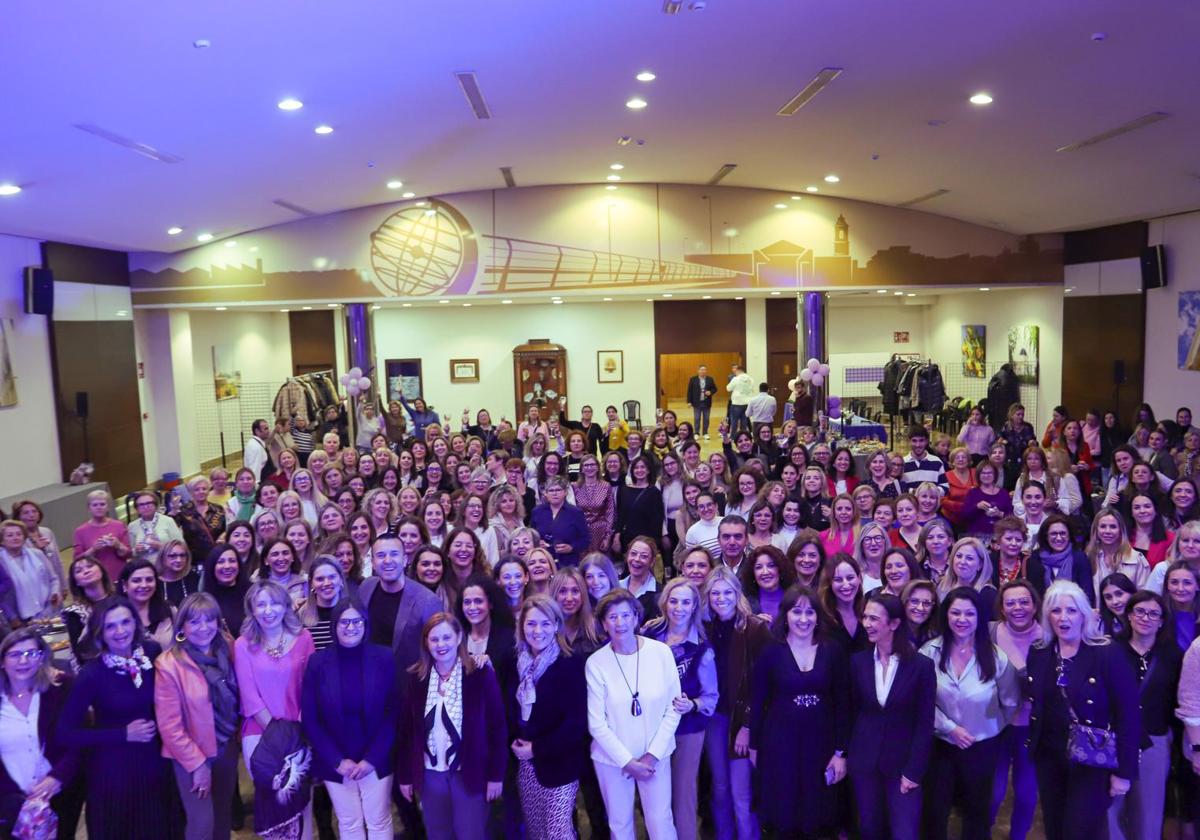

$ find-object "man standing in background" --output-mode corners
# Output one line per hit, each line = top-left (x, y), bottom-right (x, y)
(686, 364), (716, 440)
(746, 382), (778, 429)
(726, 363), (754, 435)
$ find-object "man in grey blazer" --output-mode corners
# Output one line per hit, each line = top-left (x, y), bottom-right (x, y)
(358, 533), (442, 676)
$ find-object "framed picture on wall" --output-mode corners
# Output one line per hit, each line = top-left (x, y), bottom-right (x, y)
(449, 358), (480, 383)
(961, 325), (986, 378)
(597, 350), (624, 383)
(1007, 325), (1040, 384)
(385, 358), (423, 402)
(212, 345), (241, 401)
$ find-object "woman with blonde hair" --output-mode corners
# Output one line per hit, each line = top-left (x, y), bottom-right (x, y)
(154, 592), (241, 840)
(853, 520), (889, 592)
(277, 490), (305, 530)
(289, 468), (327, 527)
(156, 538), (203, 607)
(939, 537), (997, 619)
(1044, 448), (1084, 516)
(1086, 508), (1149, 592)
(361, 488), (395, 538)
(550, 567), (602, 654)
(485, 484), (526, 555)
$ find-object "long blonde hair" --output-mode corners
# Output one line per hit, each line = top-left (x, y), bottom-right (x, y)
(1086, 508), (1138, 577)
(240, 581), (303, 647)
(643, 577), (706, 640)
(939, 537), (994, 596)
(548, 567), (599, 646)
(702, 566), (755, 631)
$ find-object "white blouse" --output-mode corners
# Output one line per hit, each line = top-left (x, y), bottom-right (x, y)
(586, 638), (682, 768)
(0, 695), (50, 794)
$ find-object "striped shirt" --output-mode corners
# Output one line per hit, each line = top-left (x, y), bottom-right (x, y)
(901, 454), (948, 495)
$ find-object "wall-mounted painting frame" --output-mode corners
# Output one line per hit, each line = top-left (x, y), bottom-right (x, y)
(597, 350), (624, 384)
(449, 358), (480, 383)
(384, 358), (423, 402)
(212, 345), (240, 401)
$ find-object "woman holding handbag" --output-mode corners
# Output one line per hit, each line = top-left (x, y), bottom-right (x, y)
(1024, 579), (1141, 840)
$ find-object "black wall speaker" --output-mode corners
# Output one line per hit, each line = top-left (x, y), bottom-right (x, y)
(1140, 244), (1166, 290)
(23, 267), (53, 315)
(75, 392), (89, 420)
(1113, 360), (1127, 385)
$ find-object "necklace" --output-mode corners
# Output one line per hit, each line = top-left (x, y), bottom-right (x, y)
(265, 635), (286, 660)
(611, 641), (642, 717)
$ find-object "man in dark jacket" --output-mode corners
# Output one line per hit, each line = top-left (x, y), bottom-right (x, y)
(687, 365), (716, 439)
(986, 364), (1021, 429)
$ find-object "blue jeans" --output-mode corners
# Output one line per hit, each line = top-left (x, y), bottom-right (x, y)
(728, 404), (749, 436)
(991, 724), (1037, 840)
(704, 713), (758, 840)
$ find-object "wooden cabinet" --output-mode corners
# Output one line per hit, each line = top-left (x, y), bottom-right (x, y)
(512, 341), (567, 420)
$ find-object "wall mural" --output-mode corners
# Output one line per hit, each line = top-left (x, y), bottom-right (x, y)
(129, 184), (1063, 306)
(1180, 290), (1200, 372)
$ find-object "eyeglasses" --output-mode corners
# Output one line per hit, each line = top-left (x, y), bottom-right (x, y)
(907, 598), (934, 609)
(1131, 608), (1163, 621)
(4, 649), (44, 662)
(337, 618), (365, 628)
(862, 535), (886, 544)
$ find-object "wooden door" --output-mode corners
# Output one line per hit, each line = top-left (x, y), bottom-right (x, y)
(658, 351), (743, 411)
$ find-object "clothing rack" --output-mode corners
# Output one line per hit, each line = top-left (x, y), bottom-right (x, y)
(885, 354), (925, 445)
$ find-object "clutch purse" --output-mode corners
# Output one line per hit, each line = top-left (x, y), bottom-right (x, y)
(1066, 720), (1118, 769)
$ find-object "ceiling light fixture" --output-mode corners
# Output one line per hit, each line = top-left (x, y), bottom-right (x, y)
(327, 303), (338, 307)
(215, 306), (227, 311)
(774, 203), (788, 209)
(876, 289), (888, 294)
(401, 191), (415, 198)
(501, 299), (513, 304)
(224, 241), (237, 248)
(0, 184), (22, 196)
(438, 299), (450, 304)
(979, 287), (991, 292)
(302, 306), (312, 310)
(280, 308), (290, 312)
(707, 163), (738, 185)
(605, 185), (618, 191)
(969, 92), (993, 105)
(610, 163), (624, 170)
(196, 233), (214, 242)
(454, 71), (492, 119)
(806, 186), (819, 193)
(607, 174), (621, 181)
(824, 174), (840, 183)
(906, 293), (916, 297)
(776, 67), (844, 116)
(617, 136), (632, 146)
(626, 97), (648, 110)
(770, 291), (781, 295)
(603, 297), (613, 301)
(314, 125), (334, 135)
(277, 98), (304, 111)
(552, 300), (564, 305)
(662, 293), (673, 298)
(462, 303), (471, 307)
(735, 296), (744, 301)
(1056, 111), (1171, 153)
(702, 295), (712, 299)
(386, 180), (404, 190)
(790, 195), (802, 200)
(402, 302), (413, 307)
(372, 305), (382, 310)
(167, 226), (183, 235)
(894, 291), (904, 296)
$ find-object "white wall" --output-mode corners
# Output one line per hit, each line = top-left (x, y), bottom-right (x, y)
(925, 287), (1063, 430)
(372, 302), (656, 422)
(1147, 212), (1200, 419)
(745, 298), (768, 383)
(0, 234), (61, 497)
(826, 302), (929, 398)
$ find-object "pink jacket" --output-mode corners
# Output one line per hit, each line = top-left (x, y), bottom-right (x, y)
(154, 641), (233, 772)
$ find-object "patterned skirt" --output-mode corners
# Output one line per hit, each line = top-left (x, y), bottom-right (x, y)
(516, 758), (579, 840)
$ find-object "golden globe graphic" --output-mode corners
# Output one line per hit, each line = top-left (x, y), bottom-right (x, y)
(369, 200), (479, 297)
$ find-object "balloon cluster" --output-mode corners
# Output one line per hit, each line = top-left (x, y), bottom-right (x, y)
(339, 367), (373, 399)
(798, 358), (831, 388)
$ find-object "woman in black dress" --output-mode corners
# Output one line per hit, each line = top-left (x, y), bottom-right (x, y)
(614, 456), (665, 556)
(58, 596), (179, 839)
(749, 584), (850, 838)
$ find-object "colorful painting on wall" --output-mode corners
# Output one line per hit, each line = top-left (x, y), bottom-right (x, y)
(1180, 291), (1200, 371)
(961, 325), (986, 378)
(0, 320), (16, 408)
(212, 346), (241, 401)
(1007, 325), (1040, 384)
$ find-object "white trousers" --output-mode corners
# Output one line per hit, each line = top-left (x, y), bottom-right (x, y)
(594, 759), (678, 840)
(324, 772), (394, 840)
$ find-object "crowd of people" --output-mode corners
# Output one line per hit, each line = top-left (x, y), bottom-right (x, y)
(0, 391), (1198, 840)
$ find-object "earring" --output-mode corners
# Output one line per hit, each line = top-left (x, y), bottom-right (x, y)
(175, 631), (187, 643)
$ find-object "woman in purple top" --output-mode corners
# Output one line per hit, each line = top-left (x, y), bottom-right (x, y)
(960, 461), (1013, 539)
(957, 406), (997, 464)
(529, 477), (590, 568)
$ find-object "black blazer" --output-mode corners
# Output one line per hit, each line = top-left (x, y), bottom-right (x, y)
(0, 680), (80, 834)
(848, 649), (936, 782)
(687, 375), (715, 407)
(1020, 549), (1096, 607)
(517, 654), (590, 788)
(1115, 638), (1182, 742)
(1025, 641), (1141, 780)
(301, 643), (399, 783)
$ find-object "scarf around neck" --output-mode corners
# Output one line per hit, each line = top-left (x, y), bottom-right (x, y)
(516, 643), (561, 722)
(185, 641), (240, 746)
(233, 491), (258, 521)
(103, 645), (154, 688)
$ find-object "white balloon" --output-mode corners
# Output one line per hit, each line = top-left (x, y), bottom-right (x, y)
(339, 374), (351, 386)
(358, 377), (371, 391)
(817, 363), (830, 377)
(806, 358), (820, 372)
(348, 367), (362, 380)
(799, 369), (814, 382)
(811, 372), (825, 387)
(346, 385), (360, 398)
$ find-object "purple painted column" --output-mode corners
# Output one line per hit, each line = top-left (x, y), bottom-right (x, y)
(799, 291), (827, 415)
(344, 303), (374, 442)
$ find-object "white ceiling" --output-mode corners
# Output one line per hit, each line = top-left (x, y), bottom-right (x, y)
(2, 0), (1198, 253)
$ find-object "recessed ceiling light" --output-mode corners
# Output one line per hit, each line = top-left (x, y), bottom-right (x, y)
(735, 296), (744, 300)
(824, 174), (840, 183)
(1065, 287), (1075, 293)
(552, 300), (564, 305)
(702, 295), (712, 299)
(424, 209), (436, 216)
(415, 200), (428, 207)
(663, 293), (673, 298)
(402, 302), (412, 307)
(605, 185), (618, 191)
(603, 297), (613, 301)
(790, 195), (802, 201)
(806, 186), (819, 193)
(224, 240), (237, 248)
(894, 291), (904, 296)
(774, 203), (788, 209)
(877, 289), (888, 294)
(438, 299), (450, 304)
(280, 308), (290, 312)
(386, 180), (404, 190)
(636, 71), (656, 82)
(462, 303), (471, 307)
(167, 226), (183, 235)
(770, 291), (781, 295)
(372, 305), (382, 310)
(645, 298), (654, 302)
(196, 233), (214, 242)
(501, 299), (513, 304)
(906, 293), (916, 297)
(979, 287), (991, 292)
(314, 125), (334, 135)
(607, 174), (621, 181)
(302, 306), (312, 310)
(277, 98), (304, 111)
(215, 306), (227, 311)
(0, 184), (22, 196)
(115, 310), (129, 317)
(401, 191), (415, 198)
(327, 303), (338, 307)
(626, 97), (648, 110)
(969, 92), (993, 105)
(610, 163), (624, 171)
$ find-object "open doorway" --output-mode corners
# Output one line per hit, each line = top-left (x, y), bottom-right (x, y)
(657, 351), (743, 423)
